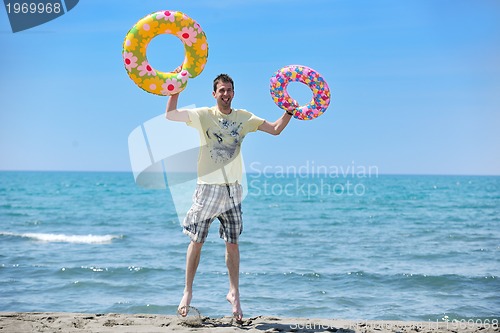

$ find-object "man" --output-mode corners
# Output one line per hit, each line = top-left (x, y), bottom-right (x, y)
(166, 73), (294, 322)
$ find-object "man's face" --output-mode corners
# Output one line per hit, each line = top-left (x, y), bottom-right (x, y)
(213, 81), (234, 108)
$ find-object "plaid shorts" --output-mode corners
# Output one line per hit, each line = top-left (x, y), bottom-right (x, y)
(183, 183), (243, 244)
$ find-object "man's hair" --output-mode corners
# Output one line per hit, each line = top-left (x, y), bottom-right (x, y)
(213, 74), (234, 92)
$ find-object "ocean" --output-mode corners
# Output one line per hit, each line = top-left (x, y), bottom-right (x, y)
(0, 171), (499, 322)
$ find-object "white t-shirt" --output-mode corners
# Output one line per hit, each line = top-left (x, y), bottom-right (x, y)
(185, 106), (265, 184)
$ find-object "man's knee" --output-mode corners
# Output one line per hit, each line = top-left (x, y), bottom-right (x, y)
(189, 240), (204, 251)
(225, 242), (239, 252)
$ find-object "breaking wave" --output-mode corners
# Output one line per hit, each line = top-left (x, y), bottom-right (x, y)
(0, 232), (122, 244)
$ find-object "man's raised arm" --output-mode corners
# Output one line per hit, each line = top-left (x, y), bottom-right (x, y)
(166, 93), (191, 123)
(258, 111), (293, 136)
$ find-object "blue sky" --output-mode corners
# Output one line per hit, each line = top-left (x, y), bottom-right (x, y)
(1, 0), (499, 175)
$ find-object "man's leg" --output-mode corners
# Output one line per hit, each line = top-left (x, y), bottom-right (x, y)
(225, 241), (243, 321)
(178, 240), (203, 316)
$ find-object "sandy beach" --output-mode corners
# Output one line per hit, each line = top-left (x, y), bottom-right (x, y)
(1, 312), (498, 333)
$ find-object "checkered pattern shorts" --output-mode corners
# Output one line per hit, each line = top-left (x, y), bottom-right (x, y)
(183, 183), (243, 244)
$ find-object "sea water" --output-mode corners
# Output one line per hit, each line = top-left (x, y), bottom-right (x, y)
(0, 171), (499, 321)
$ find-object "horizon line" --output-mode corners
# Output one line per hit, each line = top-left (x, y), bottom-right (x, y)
(0, 169), (499, 177)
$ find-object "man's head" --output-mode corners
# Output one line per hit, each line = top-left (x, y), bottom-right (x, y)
(213, 74), (234, 111)
(213, 74), (234, 92)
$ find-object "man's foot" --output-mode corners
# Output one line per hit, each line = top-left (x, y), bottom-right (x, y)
(226, 291), (243, 323)
(178, 291), (192, 317)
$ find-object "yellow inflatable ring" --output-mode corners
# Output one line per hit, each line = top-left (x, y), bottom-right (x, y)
(122, 10), (208, 96)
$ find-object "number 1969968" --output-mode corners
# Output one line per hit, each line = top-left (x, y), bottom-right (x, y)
(5, 2), (61, 14)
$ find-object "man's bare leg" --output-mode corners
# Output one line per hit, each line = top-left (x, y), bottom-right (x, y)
(225, 242), (243, 321)
(178, 240), (203, 316)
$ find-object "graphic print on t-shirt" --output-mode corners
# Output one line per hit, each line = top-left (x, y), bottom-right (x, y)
(205, 118), (243, 164)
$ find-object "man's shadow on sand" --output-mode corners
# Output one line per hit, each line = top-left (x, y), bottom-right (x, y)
(253, 321), (355, 333)
(198, 316), (356, 333)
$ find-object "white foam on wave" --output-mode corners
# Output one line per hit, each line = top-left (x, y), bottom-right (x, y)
(0, 232), (121, 244)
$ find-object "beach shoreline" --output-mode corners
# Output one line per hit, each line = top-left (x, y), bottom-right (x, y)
(1, 312), (498, 333)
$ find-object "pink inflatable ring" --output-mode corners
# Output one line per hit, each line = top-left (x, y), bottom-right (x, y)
(270, 65), (331, 120)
